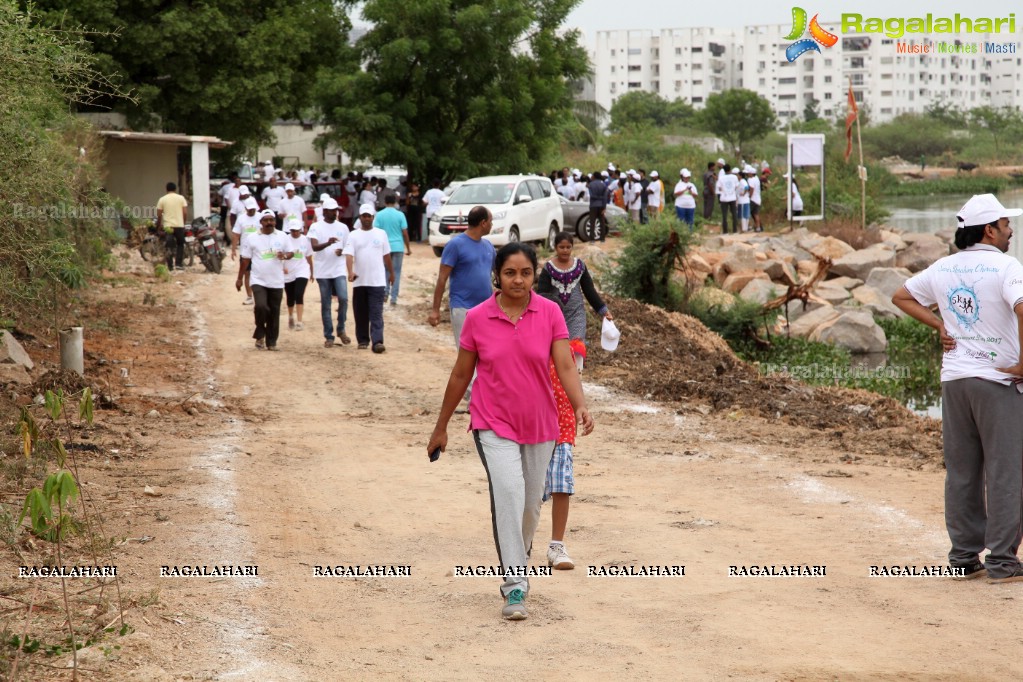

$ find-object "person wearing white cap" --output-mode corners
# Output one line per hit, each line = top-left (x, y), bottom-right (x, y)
(715, 164), (738, 233)
(229, 184), (252, 229)
(237, 210), (291, 350)
(308, 196), (351, 347)
(673, 169), (698, 229)
(624, 171), (642, 223)
(892, 193), (1023, 584)
(261, 176), (287, 230)
(645, 170), (663, 219)
(746, 164), (763, 232)
(736, 167), (751, 232)
(283, 217), (313, 331)
(231, 197), (262, 304)
(785, 173), (804, 218)
(343, 203), (394, 352)
(278, 183), (307, 231)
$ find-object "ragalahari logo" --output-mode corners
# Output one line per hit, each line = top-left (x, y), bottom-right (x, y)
(784, 7), (839, 62)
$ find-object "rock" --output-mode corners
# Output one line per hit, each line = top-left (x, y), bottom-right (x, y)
(830, 245), (897, 280)
(808, 236), (856, 261)
(143, 485), (162, 497)
(825, 276), (864, 290)
(795, 259), (817, 280)
(759, 259), (798, 285)
(714, 250), (759, 284)
(0, 364), (31, 385)
(811, 310), (888, 353)
(34, 394), (45, 405)
(0, 330), (33, 370)
(815, 283), (852, 305)
(864, 267), (913, 298)
(796, 234), (825, 252)
(879, 229), (908, 250)
(848, 404), (872, 417)
(787, 304), (841, 338)
(722, 271), (769, 294)
(849, 285), (905, 319)
(778, 298), (828, 324)
(738, 278), (781, 305)
(691, 286), (736, 311)
(686, 252), (713, 275)
(935, 228), (955, 244)
(897, 237), (949, 272)
(145, 409), (161, 419)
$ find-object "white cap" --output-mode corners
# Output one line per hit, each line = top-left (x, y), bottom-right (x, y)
(322, 197), (339, 211)
(608, 163), (616, 171)
(744, 165), (756, 174)
(651, 170), (659, 178)
(259, 209), (275, 219)
(731, 167), (739, 175)
(601, 318), (621, 352)
(680, 168), (691, 177)
(239, 185), (251, 196)
(717, 158), (725, 165)
(284, 182), (295, 191)
(601, 170), (609, 178)
(286, 217), (303, 231)
(244, 197), (258, 210)
(957, 193), (1023, 229)
(359, 203), (376, 216)
(319, 193), (330, 201)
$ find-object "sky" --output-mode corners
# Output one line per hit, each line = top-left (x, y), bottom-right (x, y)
(565, 0), (1017, 44)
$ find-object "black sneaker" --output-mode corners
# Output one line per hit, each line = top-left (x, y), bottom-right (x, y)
(372, 343), (386, 353)
(358, 343), (369, 350)
(987, 565), (1023, 584)
(951, 561), (986, 580)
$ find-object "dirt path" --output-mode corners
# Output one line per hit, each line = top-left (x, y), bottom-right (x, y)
(95, 242), (1022, 680)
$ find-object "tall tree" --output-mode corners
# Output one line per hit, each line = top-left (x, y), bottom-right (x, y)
(317, 0), (588, 182)
(699, 89), (777, 157)
(608, 91), (695, 133)
(23, 0), (353, 160)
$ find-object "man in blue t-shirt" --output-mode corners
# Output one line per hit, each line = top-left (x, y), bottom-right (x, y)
(428, 206), (495, 401)
(373, 194), (411, 305)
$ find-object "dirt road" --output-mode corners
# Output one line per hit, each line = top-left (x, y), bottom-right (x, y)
(85, 241), (1022, 680)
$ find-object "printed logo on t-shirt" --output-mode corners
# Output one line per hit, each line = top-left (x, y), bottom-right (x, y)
(947, 284), (980, 328)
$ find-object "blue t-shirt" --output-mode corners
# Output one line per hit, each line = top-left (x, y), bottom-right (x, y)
(373, 207), (407, 253)
(441, 234), (495, 309)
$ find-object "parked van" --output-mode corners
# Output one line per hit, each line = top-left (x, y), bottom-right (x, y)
(427, 175), (563, 256)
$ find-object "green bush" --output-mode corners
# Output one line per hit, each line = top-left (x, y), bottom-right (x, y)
(607, 217), (697, 311)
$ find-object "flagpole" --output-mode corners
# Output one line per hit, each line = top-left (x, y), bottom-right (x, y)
(856, 105), (865, 229)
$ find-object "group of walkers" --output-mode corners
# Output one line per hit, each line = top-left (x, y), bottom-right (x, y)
(701, 158), (770, 234)
(425, 205), (615, 621)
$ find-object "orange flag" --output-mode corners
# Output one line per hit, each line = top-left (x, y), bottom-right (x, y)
(844, 81), (858, 162)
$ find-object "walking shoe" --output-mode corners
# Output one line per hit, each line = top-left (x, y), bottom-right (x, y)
(547, 542), (575, 570)
(358, 343), (369, 350)
(951, 561), (986, 581)
(266, 345), (279, 352)
(288, 317), (295, 330)
(255, 338), (265, 350)
(372, 343), (386, 354)
(339, 332), (352, 345)
(295, 322), (303, 331)
(390, 300), (397, 306)
(323, 338), (334, 348)
(502, 589), (527, 620)
(243, 296), (254, 305)
(987, 566), (1023, 584)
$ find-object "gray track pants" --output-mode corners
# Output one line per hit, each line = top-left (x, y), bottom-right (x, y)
(473, 430), (555, 596)
(942, 378), (1023, 578)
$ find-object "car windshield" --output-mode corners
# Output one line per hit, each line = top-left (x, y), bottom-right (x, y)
(447, 183), (515, 205)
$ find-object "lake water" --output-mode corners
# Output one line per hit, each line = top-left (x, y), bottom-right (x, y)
(878, 189), (1023, 418)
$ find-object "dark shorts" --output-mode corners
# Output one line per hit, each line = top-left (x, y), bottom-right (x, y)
(750, 202), (761, 216)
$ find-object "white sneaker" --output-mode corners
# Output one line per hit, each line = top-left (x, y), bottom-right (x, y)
(547, 543), (574, 570)
(242, 296), (254, 305)
(295, 322), (303, 331)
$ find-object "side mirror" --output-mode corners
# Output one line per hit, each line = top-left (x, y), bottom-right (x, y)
(441, 196), (449, 204)
(516, 194), (531, 205)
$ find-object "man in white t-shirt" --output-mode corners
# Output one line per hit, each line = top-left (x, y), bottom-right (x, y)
(237, 210), (291, 350)
(673, 168), (698, 230)
(344, 203), (394, 353)
(229, 185), (252, 229)
(645, 170), (663, 217)
(261, 177), (287, 230)
(231, 197), (261, 305)
(277, 183), (307, 229)
(892, 193), (1023, 583)
(422, 179), (446, 237)
(715, 164), (738, 234)
(307, 197), (351, 348)
(746, 166), (763, 232)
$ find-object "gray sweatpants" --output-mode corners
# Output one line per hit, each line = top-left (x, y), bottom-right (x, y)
(451, 307), (474, 402)
(473, 430), (555, 597)
(942, 378), (1023, 578)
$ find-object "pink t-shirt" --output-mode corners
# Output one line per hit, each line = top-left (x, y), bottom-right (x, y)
(460, 293), (570, 444)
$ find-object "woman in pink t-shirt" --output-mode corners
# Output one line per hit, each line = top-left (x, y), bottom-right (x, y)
(427, 242), (593, 621)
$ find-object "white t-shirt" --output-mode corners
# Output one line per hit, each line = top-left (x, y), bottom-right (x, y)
(307, 220), (350, 280)
(283, 234), (312, 282)
(558, 183), (576, 200)
(717, 174), (738, 202)
(359, 188), (377, 207)
(240, 231), (289, 289)
(232, 212), (261, 245)
(626, 181), (642, 211)
(716, 168), (726, 195)
(219, 183), (233, 207)
(343, 227), (390, 288)
(230, 195), (252, 217)
(423, 188), (446, 218)
(278, 195), (306, 225)
(791, 184), (804, 212)
(747, 175), (762, 205)
(674, 181), (698, 209)
(647, 179), (662, 209)
(904, 245), (1023, 384)
(737, 179), (750, 205)
(226, 184), (241, 210)
(262, 186), (287, 213)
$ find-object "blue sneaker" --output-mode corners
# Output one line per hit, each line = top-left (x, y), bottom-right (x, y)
(502, 588), (527, 620)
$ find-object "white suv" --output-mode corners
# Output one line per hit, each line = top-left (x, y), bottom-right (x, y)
(428, 175), (563, 256)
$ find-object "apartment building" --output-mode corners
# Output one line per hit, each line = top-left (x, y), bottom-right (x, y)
(591, 25), (1023, 124)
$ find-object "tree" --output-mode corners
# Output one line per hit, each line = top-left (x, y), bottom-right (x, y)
(970, 105), (1022, 149)
(924, 99), (968, 128)
(316, 0), (588, 183)
(803, 98), (820, 122)
(24, 0), (352, 161)
(699, 89), (777, 157)
(608, 91), (696, 133)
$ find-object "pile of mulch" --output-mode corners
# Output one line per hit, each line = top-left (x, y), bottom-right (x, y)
(30, 367), (91, 397)
(585, 296), (940, 437)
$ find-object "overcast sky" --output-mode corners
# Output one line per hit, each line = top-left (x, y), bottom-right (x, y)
(566, 0), (1018, 44)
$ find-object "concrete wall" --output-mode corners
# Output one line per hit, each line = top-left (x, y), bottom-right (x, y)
(257, 123), (348, 168)
(101, 140), (178, 221)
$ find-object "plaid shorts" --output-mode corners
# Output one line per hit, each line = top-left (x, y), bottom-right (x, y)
(543, 443), (575, 500)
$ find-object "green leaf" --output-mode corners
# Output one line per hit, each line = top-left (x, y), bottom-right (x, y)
(52, 438), (67, 468)
(20, 488), (53, 536)
(44, 389), (63, 421)
(80, 386), (94, 425)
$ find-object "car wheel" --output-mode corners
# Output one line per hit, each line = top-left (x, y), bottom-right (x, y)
(508, 227), (520, 243)
(576, 215), (591, 242)
(547, 223), (559, 251)
(432, 246), (444, 257)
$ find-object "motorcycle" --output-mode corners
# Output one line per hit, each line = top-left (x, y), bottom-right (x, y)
(189, 216), (224, 274)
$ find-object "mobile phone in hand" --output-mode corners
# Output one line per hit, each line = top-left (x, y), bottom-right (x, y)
(429, 447), (441, 462)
